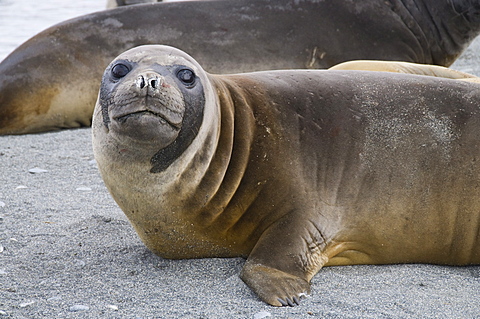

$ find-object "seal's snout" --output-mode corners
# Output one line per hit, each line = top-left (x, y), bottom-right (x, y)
(136, 73), (165, 90)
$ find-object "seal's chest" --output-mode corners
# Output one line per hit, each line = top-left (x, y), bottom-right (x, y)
(129, 211), (240, 259)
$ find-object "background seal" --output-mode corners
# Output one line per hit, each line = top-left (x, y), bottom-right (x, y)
(1, 0), (480, 134)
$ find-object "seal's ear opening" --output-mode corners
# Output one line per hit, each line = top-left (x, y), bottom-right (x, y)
(150, 67), (205, 173)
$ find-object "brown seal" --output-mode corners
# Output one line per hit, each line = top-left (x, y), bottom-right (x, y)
(2, 0), (480, 134)
(92, 45), (480, 307)
(329, 60), (480, 79)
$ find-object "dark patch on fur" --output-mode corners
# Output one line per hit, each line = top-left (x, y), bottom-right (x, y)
(149, 76), (205, 173)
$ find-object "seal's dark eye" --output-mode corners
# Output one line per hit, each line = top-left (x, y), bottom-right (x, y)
(177, 69), (196, 86)
(111, 63), (130, 79)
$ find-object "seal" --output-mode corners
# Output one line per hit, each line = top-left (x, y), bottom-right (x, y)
(92, 45), (480, 307)
(329, 60), (480, 79)
(329, 60), (480, 83)
(2, 0), (480, 134)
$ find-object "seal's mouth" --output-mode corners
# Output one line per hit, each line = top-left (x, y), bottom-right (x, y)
(114, 110), (182, 130)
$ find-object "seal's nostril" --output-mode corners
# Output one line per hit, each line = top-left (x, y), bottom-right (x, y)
(137, 76), (145, 89)
(137, 74), (161, 89)
(150, 78), (158, 89)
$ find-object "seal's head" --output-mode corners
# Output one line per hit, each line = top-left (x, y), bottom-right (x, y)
(95, 45), (208, 172)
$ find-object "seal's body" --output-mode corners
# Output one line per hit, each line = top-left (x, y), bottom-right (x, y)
(93, 45), (480, 306)
(2, 0), (480, 134)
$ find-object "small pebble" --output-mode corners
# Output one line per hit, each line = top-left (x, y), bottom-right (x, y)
(76, 187), (92, 191)
(19, 301), (35, 308)
(28, 167), (48, 174)
(0, 310), (7, 316)
(0, 245), (3, 253)
(47, 296), (62, 302)
(69, 305), (89, 312)
(16, 185), (28, 189)
(106, 305), (119, 311)
(0, 201), (5, 207)
(88, 159), (97, 165)
(253, 311), (271, 319)
(0, 269), (6, 275)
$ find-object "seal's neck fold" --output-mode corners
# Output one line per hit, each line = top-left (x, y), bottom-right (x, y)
(186, 75), (256, 231)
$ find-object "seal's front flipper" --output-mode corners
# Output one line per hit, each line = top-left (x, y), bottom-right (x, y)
(240, 215), (328, 306)
(241, 262), (310, 306)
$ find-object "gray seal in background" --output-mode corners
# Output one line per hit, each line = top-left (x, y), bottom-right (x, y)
(1, 0), (480, 134)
